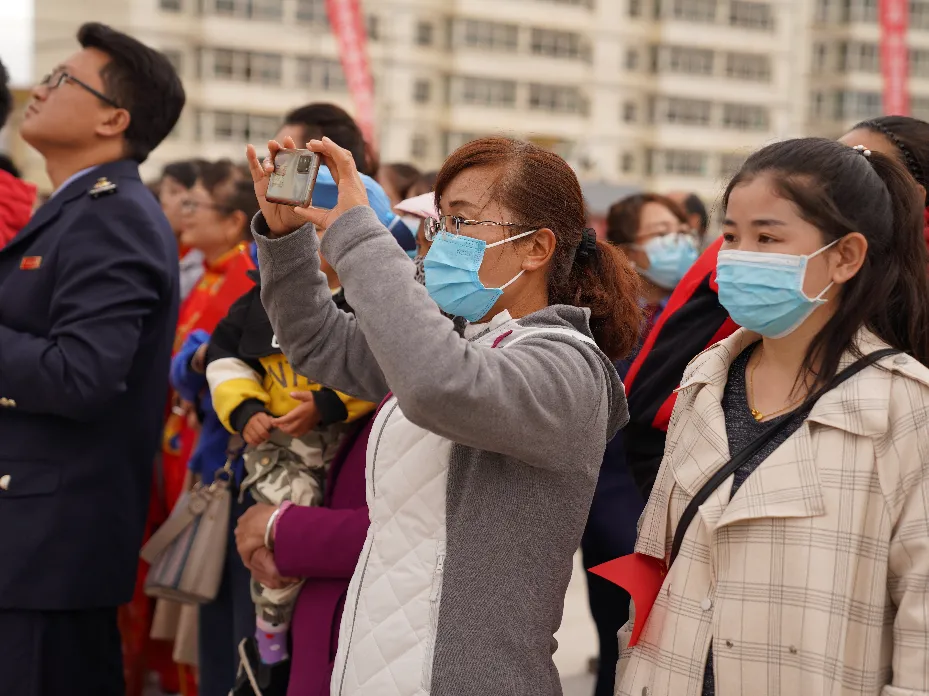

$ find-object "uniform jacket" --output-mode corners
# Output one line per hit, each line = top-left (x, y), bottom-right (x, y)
(254, 207), (627, 696)
(0, 160), (179, 610)
(205, 273), (374, 436)
(617, 328), (929, 696)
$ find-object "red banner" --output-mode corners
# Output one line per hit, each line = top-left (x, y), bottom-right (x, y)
(326, 0), (377, 150)
(880, 0), (910, 116)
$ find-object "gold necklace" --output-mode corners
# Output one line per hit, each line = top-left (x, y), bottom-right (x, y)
(748, 345), (805, 422)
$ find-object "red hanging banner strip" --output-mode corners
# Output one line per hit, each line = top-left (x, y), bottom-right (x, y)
(880, 0), (910, 116)
(326, 0), (378, 150)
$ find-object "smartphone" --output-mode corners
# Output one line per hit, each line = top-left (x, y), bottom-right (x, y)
(266, 149), (321, 207)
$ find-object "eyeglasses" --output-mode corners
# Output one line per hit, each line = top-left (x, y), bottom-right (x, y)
(181, 199), (230, 214)
(39, 69), (121, 109)
(424, 214), (533, 242)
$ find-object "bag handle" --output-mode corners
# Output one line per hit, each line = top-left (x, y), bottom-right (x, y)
(668, 347), (900, 566)
(140, 436), (246, 564)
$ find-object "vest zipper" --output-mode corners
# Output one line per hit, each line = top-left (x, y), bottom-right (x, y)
(335, 400), (398, 696)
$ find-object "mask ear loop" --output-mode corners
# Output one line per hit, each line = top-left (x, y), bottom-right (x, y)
(802, 237), (842, 301)
(486, 228), (538, 249)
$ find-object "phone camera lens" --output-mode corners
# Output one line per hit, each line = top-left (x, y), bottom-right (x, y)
(297, 156), (311, 173)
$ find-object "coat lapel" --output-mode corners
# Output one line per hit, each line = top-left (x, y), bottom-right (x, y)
(714, 419), (825, 529)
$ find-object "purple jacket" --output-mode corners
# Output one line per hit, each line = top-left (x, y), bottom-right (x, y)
(274, 415), (373, 696)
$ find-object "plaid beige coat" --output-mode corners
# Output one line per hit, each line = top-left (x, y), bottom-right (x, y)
(616, 328), (929, 696)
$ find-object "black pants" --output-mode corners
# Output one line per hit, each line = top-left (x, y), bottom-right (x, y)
(198, 494), (256, 696)
(0, 607), (124, 696)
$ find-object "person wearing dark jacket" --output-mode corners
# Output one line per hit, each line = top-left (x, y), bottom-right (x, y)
(0, 23), (183, 696)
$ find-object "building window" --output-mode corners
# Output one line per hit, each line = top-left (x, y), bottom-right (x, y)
(366, 15), (380, 41)
(530, 28), (589, 61)
(629, 0), (642, 16)
(812, 43), (828, 73)
(623, 101), (638, 123)
(251, 0), (282, 20)
(815, 0), (831, 22)
(729, 1), (774, 29)
(535, 0), (594, 6)
(621, 152), (636, 173)
(725, 52), (771, 81)
(211, 50), (281, 84)
(649, 149), (708, 176)
(443, 131), (480, 156)
(835, 90), (882, 119)
(456, 19), (520, 52)
(213, 49), (247, 80)
(653, 97), (712, 126)
(296, 0), (329, 25)
(251, 53), (282, 84)
(626, 48), (640, 70)
(841, 0), (878, 23)
(209, 0), (279, 18)
(528, 84), (588, 114)
(160, 0), (182, 10)
(163, 49), (183, 74)
(720, 153), (746, 176)
(839, 41), (880, 72)
(451, 76), (518, 108)
(656, 45), (715, 75)
(213, 111), (248, 140)
(296, 56), (347, 91)
(913, 1), (929, 30)
(411, 134), (429, 159)
(721, 103), (769, 130)
(913, 96), (929, 120)
(414, 78), (431, 103)
(912, 48), (929, 78)
(417, 21), (434, 46)
(668, 0), (717, 22)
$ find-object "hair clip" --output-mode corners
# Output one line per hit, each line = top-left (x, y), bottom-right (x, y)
(576, 228), (598, 263)
(853, 144), (872, 157)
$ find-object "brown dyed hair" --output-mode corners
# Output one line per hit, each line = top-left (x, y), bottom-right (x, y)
(434, 137), (642, 360)
(605, 193), (687, 246)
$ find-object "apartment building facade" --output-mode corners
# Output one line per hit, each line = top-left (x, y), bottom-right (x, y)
(19, 0), (818, 204)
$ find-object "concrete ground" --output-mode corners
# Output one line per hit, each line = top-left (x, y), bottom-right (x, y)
(144, 554), (601, 696)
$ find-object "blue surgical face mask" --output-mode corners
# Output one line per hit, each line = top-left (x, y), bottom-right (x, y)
(423, 228), (537, 323)
(716, 239), (839, 338)
(631, 233), (699, 290)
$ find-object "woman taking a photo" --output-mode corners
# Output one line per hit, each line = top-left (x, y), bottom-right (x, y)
(617, 137), (929, 696)
(236, 135), (641, 695)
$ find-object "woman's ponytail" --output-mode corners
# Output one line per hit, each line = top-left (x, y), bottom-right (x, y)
(554, 238), (642, 361)
(864, 150), (929, 365)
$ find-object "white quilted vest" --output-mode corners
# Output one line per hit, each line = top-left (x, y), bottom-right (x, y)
(330, 324), (596, 696)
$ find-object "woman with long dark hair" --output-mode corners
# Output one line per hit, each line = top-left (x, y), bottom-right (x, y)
(617, 137), (929, 696)
(622, 115), (929, 500)
(236, 135), (642, 695)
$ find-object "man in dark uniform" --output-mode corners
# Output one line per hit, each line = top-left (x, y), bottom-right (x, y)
(0, 23), (184, 696)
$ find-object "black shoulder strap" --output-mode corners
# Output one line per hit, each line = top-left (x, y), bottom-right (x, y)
(668, 347), (901, 566)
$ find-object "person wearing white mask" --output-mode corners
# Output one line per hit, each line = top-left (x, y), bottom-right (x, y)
(616, 137), (929, 696)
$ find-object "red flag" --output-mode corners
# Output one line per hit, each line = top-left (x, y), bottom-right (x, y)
(880, 0), (910, 116)
(589, 553), (667, 647)
(327, 0), (377, 150)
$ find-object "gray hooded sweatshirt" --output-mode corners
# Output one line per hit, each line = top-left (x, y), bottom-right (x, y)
(252, 205), (628, 696)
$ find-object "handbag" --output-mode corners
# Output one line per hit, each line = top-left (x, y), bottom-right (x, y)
(140, 438), (244, 604)
(592, 347), (901, 646)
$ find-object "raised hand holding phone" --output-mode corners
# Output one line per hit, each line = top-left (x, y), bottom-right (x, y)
(292, 137), (370, 231)
(245, 136), (308, 237)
